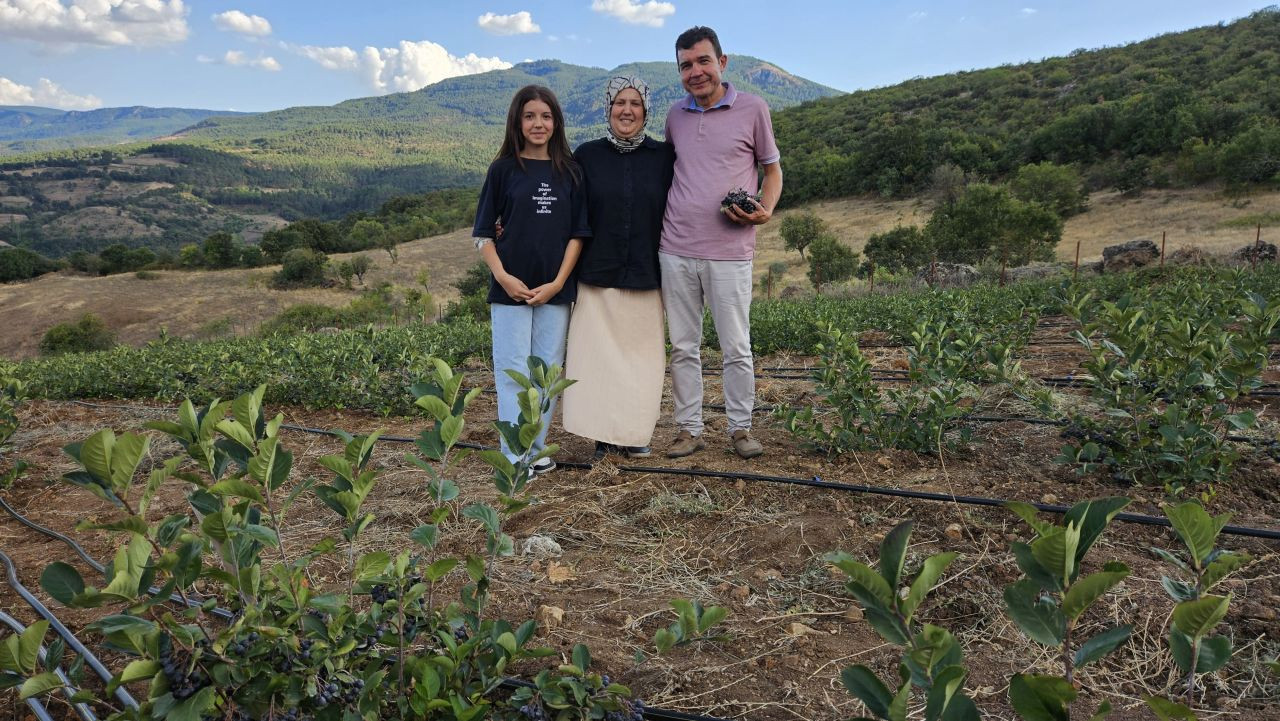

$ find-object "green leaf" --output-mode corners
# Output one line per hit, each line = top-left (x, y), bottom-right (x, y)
(440, 415), (464, 450)
(902, 551), (957, 620)
(462, 503), (501, 534)
(888, 675), (911, 721)
(208, 478), (264, 504)
(1006, 501), (1054, 537)
(354, 551), (391, 581)
(1088, 700), (1113, 721)
(19, 672), (63, 700)
(1011, 542), (1060, 591)
(653, 628), (677, 654)
(1009, 674), (1075, 721)
(17, 620), (49, 674)
(571, 644), (591, 673)
(1165, 502), (1228, 567)
(924, 664), (969, 721)
(1061, 566), (1129, 620)
(1201, 552), (1250, 591)
(40, 563), (85, 606)
(697, 605), (729, 634)
(102, 534), (150, 600)
(1151, 547), (1190, 574)
(415, 395), (452, 422)
(1144, 696), (1198, 721)
(77, 429), (114, 483)
(410, 524), (439, 550)
(1063, 496), (1130, 564)
(841, 665), (893, 720)
(879, 521), (913, 590)
(1170, 629), (1232, 674)
(1073, 625), (1131, 667)
(1030, 526), (1078, 588)
(108, 432), (148, 493)
(1172, 595), (1230, 638)
(1003, 579), (1065, 646)
(826, 552), (894, 607)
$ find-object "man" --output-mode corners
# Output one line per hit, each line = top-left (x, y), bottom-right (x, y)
(660, 25), (783, 460)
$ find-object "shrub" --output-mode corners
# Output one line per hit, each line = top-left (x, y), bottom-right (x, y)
(39, 313), (116, 356)
(1217, 120), (1280, 184)
(0, 247), (58, 282)
(1010, 161), (1088, 217)
(806, 235), (858, 287)
(273, 247), (328, 288)
(238, 243), (264, 268)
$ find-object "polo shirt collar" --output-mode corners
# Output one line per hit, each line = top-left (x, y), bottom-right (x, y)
(683, 82), (737, 112)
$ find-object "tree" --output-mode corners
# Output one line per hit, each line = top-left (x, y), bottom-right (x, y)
(349, 254), (373, 285)
(178, 244), (203, 269)
(863, 225), (933, 273)
(202, 232), (237, 269)
(260, 227), (306, 262)
(806, 236), (858, 288)
(239, 244), (264, 268)
(925, 184), (1063, 266)
(337, 260), (355, 289)
(0, 248), (58, 282)
(349, 219), (392, 263)
(928, 162), (968, 205)
(1010, 162), (1088, 217)
(780, 211), (826, 260)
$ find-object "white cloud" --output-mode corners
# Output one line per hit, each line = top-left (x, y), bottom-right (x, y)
(1021, 7), (1038, 14)
(212, 9), (271, 36)
(590, 0), (675, 28)
(908, 10), (927, 20)
(477, 11), (539, 35)
(296, 40), (510, 93)
(200, 50), (280, 71)
(0, 76), (102, 109)
(0, 0), (189, 48)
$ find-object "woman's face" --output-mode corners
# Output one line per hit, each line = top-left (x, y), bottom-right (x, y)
(520, 98), (554, 150)
(609, 88), (645, 140)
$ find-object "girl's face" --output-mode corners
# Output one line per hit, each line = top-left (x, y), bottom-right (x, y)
(609, 88), (645, 139)
(520, 99), (554, 151)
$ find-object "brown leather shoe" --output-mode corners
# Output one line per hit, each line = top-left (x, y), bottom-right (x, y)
(666, 430), (705, 458)
(732, 430), (763, 459)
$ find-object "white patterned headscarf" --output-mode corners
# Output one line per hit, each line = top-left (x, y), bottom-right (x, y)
(605, 75), (650, 153)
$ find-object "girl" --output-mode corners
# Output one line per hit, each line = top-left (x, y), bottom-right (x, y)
(472, 85), (591, 471)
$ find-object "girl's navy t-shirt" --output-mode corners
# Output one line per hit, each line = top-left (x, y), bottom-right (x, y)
(472, 157), (592, 305)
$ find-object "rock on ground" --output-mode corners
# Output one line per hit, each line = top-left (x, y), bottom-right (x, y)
(1101, 239), (1159, 273)
(1232, 241), (1278, 264)
(915, 262), (978, 287)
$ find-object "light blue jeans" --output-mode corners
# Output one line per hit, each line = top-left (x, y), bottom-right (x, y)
(490, 302), (571, 462)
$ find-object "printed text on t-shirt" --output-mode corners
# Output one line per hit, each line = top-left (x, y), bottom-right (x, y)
(534, 182), (558, 215)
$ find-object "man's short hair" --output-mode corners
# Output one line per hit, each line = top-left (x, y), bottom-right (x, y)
(675, 26), (722, 59)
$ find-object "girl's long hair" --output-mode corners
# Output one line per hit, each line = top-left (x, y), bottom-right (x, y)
(496, 84), (580, 184)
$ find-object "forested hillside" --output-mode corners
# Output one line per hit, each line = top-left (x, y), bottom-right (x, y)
(775, 7), (1280, 204)
(0, 57), (834, 257)
(0, 105), (246, 155)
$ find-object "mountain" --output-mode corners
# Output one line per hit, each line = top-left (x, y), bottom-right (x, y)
(774, 7), (1280, 205)
(0, 105), (249, 155)
(0, 57), (838, 257)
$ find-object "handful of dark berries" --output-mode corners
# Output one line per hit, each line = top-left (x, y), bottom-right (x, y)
(720, 188), (761, 215)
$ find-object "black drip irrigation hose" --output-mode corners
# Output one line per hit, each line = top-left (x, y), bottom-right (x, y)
(49, 401), (1280, 540)
(0, 610), (98, 721)
(0, 494), (235, 622)
(0, 547), (138, 710)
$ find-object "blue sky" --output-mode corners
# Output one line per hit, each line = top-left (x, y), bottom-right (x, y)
(0, 1), (1271, 112)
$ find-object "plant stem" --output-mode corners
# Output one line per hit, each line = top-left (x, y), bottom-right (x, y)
(1185, 637), (1200, 705)
(1062, 622), (1075, 685)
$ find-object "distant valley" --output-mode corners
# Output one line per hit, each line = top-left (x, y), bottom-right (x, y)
(0, 57), (837, 257)
(0, 105), (248, 155)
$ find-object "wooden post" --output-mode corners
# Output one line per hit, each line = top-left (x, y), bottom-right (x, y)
(1253, 224), (1261, 270)
(1160, 231), (1166, 267)
(1073, 240), (1081, 282)
(869, 262), (875, 294)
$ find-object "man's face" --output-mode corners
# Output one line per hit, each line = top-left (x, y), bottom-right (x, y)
(677, 39), (726, 102)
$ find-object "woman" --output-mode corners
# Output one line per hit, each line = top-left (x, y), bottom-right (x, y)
(563, 76), (676, 458)
(472, 84), (591, 472)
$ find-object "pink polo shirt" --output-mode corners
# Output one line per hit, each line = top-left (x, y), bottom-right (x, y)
(659, 82), (781, 261)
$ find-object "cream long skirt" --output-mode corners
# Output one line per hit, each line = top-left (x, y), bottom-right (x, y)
(562, 283), (665, 447)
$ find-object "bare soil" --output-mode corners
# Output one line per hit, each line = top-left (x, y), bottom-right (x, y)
(2, 338), (1277, 720)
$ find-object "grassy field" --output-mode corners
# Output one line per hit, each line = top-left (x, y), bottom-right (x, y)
(3, 185), (1278, 360)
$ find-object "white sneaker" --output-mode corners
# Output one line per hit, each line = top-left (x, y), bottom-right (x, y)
(531, 457), (556, 475)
